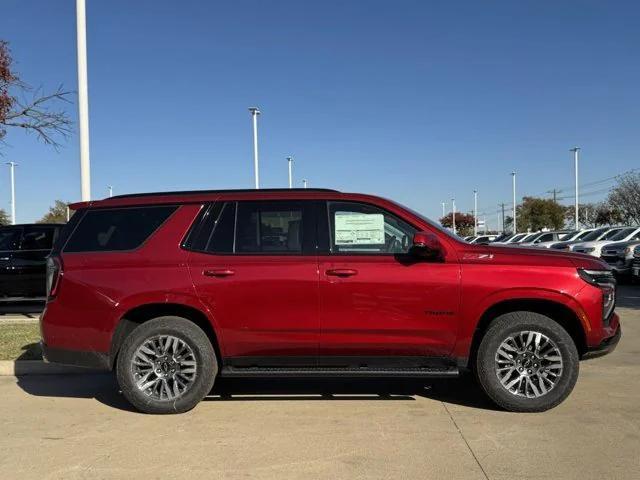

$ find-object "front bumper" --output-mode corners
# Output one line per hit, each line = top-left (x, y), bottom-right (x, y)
(582, 323), (622, 360)
(41, 341), (111, 370)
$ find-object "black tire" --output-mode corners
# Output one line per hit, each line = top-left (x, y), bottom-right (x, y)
(116, 316), (217, 414)
(475, 311), (579, 412)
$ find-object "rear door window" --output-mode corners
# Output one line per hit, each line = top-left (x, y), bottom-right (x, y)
(187, 201), (316, 255)
(64, 206), (177, 253)
(20, 226), (57, 251)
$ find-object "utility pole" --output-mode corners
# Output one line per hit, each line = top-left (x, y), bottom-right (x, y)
(107, 185), (113, 198)
(287, 156), (293, 188)
(248, 107), (261, 188)
(473, 189), (478, 235)
(452, 198), (456, 235)
(570, 147), (580, 228)
(500, 203), (506, 233)
(511, 171), (517, 233)
(76, 0), (91, 200)
(6, 162), (17, 225)
(302, 179), (308, 189)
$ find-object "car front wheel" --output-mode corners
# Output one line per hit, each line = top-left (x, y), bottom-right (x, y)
(475, 311), (579, 412)
(116, 316), (217, 414)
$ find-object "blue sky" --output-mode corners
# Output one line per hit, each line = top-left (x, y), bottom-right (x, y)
(1, 1), (639, 226)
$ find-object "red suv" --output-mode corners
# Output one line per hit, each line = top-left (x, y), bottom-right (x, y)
(40, 189), (620, 414)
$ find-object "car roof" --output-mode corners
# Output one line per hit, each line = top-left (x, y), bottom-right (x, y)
(69, 188), (345, 210)
(0, 223), (62, 228)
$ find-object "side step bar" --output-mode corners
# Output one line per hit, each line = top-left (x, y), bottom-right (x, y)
(220, 366), (459, 378)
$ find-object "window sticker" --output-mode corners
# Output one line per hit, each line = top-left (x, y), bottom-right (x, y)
(334, 213), (384, 245)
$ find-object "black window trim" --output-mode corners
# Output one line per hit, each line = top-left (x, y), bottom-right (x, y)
(322, 200), (420, 257)
(61, 204), (179, 255)
(182, 200), (320, 257)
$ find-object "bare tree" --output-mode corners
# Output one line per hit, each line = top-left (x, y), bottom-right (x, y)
(1, 40), (73, 150)
(608, 172), (640, 225)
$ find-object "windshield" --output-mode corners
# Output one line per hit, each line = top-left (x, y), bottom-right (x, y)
(609, 227), (636, 241)
(581, 227), (610, 241)
(601, 228), (624, 240)
(519, 233), (539, 243)
(574, 230), (593, 240)
(558, 231), (577, 241)
(509, 233), (528, 242)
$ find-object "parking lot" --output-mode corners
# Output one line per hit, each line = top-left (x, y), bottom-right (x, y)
(0, 286), (636, 480)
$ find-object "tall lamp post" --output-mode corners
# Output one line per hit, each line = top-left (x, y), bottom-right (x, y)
(287, 156), (293, 188)
(6, 162), (17, 225)
(248, 107), (261, 189)
(76, 0), (91, 200)
(441, 202), (446, 219)
(473, 189), (478, 235)
(107, 185), (113, 198)
(452, 198), (456, 235)
(570, 147), (580, 228)
(302, 179), (308, 189)
(511, 171), (517, 233)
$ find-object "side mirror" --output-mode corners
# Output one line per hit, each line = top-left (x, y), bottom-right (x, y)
(411, 231), (444, 259)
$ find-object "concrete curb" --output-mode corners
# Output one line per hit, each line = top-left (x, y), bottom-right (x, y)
(0, 360), (102, 376)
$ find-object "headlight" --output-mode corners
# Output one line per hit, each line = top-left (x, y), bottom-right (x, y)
(582, 247), (595, 253)
(624, 246), (632, 256)
(578, 269), (616, 322)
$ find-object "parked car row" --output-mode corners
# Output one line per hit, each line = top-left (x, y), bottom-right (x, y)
(464, 225), (640, 282)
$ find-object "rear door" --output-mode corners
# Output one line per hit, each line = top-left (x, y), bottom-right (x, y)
(12, 225), (58, 298)
(188, 200), (321, 363)
(0, 227), (23, 298)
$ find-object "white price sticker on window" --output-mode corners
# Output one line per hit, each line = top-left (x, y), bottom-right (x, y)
(335, 213), (384, 245)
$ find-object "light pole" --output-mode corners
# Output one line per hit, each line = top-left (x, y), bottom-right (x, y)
(570, 147), (580, 228)
(441, 202), (446, 219)
(302, 179), (308, 189)
(452, 198), (456, 235)
(287, 156), (293, 188)
(511, 171), (517, 233)
(6, 162), (17, 225)
(107, 185), (113, 198)
(248, 107), (261, 189)
(473, 189), (478, 235)
(76, 0), (91, 201)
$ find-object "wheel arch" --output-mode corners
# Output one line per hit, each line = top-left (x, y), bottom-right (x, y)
(467, 298), (587, 369)
(109, 303), (221, 369)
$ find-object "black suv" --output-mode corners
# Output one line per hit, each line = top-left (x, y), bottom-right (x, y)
(0, 224), (61, 302)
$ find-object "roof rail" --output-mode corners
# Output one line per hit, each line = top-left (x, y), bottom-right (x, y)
(109, 188), (340, 200)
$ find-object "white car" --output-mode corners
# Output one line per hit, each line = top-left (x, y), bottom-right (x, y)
(572, 227), (640, 257)
(492, 232), (530, 245)
(469, 234), (498, 244)
(531, 229), (593, 248)
(519, 231), (574, 248)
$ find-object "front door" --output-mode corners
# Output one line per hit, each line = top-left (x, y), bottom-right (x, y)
(318, 201), (460, 360)
(188, 200), (320, 362)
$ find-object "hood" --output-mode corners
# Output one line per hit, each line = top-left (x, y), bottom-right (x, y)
(478, 243), (610, 270)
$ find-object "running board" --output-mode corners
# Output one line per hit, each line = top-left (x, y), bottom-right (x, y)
(220, 366), (459, 378)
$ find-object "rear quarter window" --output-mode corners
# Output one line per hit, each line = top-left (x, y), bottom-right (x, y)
(63, 206), (177, 253)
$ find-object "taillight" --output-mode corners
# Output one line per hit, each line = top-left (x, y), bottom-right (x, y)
(46, 255), (62, 299)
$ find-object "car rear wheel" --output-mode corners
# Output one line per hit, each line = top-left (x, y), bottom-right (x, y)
(475, 311), (579, 412)
(116, 316), (217, 414)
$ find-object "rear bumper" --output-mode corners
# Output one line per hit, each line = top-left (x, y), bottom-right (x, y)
(41, 342), (111, 370)
(582, 323), (621, 360)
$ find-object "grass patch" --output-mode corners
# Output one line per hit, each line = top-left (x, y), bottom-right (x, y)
(0, 323), (42, 360)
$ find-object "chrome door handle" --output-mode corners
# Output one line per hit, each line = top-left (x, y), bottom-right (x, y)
(326, 268), (358, 277)
(203, 269), (235, 278)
